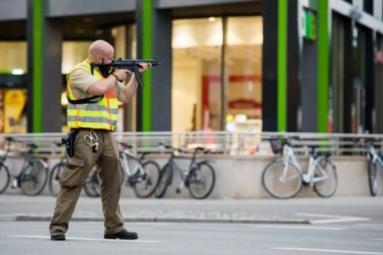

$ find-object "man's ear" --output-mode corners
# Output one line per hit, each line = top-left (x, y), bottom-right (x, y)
(94, 54), (101, 63)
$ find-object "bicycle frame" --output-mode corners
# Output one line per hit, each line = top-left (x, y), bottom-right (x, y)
(165, 146), (206, 191)
(305, 156), (330, 184)
(120, 149), (145, 178)
(368, 145), (383, 169)
(11, 158), (30, 188)
(166, 153), (190, 191)
(10, 149), (47, 188)
(281, 145), (329, 186)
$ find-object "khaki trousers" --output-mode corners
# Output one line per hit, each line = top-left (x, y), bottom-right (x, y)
(49, 130), (124, 235)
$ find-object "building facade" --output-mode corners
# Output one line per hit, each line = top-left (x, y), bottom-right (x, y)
(0, 0), (382, 133)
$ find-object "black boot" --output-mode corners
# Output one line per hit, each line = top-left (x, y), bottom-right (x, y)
(50, 229), (66, 241)
(104, 229), (138, 240)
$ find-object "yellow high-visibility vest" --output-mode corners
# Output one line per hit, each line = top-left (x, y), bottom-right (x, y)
(67, 60), (118, 131)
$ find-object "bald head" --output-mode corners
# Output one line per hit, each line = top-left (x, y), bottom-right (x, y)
(88, 40), (114, 64)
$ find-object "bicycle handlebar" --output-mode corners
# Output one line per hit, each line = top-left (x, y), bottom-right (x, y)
(270, 136), (300, 147)
(157, 142), (212, 155)
(1, 137), (39, 157)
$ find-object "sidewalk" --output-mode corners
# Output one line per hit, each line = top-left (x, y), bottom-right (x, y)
(1, 195), (382, 224)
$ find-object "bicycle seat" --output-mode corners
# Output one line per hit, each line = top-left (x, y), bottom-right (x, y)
(158, 142), (172, 150)
(191, 147), (209, 154)
(177, 148), (188, 154)
(120, 142), (133, 149)
(307, 145), (318, 156)
(289, 136), (301, 141)
(27, 143), (38, 149)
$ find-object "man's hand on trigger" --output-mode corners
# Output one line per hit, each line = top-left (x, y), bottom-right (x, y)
(138, 63), (152, 73)
(112, 69), (130, 81)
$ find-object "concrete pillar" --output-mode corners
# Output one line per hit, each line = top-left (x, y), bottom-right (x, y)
(27, 0), (62, 132)
(262, 0), (278, 131)
(136, 0), (171, 131)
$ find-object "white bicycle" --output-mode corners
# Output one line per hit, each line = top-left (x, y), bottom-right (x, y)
(262, 137), (337, 199)
(366, 139), (383, 196)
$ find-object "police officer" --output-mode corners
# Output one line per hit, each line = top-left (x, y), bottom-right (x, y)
(49, 40), (151, 241)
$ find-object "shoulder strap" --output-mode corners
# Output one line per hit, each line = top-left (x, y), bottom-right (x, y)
(66, 94), (104, 104)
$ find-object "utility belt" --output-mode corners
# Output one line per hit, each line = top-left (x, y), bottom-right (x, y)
(62, 128), (109, 157)
(70, 128), (110, 133)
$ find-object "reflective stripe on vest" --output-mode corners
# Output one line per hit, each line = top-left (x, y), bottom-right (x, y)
(67, 60), (118, 131)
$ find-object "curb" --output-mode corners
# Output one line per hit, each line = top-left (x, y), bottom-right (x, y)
(2, 214), (311, 225)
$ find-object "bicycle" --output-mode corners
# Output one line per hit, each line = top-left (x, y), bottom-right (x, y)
(261, 137), (337, 199)
(365, 138), (383, 196)
(0, 137), (48, 196)
(84, 142), (161, 198)
(155, 143), (216, 199)
(48, 142), (102, 197)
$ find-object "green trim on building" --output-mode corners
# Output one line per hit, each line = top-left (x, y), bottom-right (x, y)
(142, 0), (153, 131)
(317, 0), (329, 132)
(277, 0), (288, 131)
(304, 10), (317, 40)
(33, 0), (43, 132)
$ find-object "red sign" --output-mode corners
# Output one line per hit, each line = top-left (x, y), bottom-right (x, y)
(228, 99), (261, 109)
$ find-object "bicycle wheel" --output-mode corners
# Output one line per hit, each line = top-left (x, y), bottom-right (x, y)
(188, 162), (216, 199)
(83, 167), (101, 198)
(155, 163), (173, 198)
(313, 158), (337, 198)
(261, 160), (302, 199)
(20, 159), (48, 196)
(48, 162), (63, 196)
(367, 160), (381, 196)
(0, 163), (11, 194)
(133, 160), (161, 198)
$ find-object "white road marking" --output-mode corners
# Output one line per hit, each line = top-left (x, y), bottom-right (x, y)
(296, 213), (370, 224)
(0, 214), (22, 219)
(272, 247), (383, 255)
(253, 225), (343, 231)
(10, 235), (162, 243)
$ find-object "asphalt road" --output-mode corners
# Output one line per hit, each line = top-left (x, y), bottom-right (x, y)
(1, 221), (382, 255)
(1, 195), (383, 254)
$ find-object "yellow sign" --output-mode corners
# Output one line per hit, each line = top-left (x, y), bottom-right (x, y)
(4, 89), (26, 133)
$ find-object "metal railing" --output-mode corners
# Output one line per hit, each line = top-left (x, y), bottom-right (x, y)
(1, 131), (383, 158)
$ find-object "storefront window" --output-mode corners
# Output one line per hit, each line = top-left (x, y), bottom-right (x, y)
(172, 18), (223, 132)
(0, 42), (27, 133)
(225, 17), (263, 132)
(62, 41), (92, 74)
(0, 42), (26, 74)
(119, 25), (137, 132)
(172, 16), (263, 132)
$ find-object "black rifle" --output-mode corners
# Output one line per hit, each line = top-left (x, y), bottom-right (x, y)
(90, 58), (160, 87)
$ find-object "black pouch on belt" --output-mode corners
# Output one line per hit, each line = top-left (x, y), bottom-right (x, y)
(62, 130), (79, 157)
